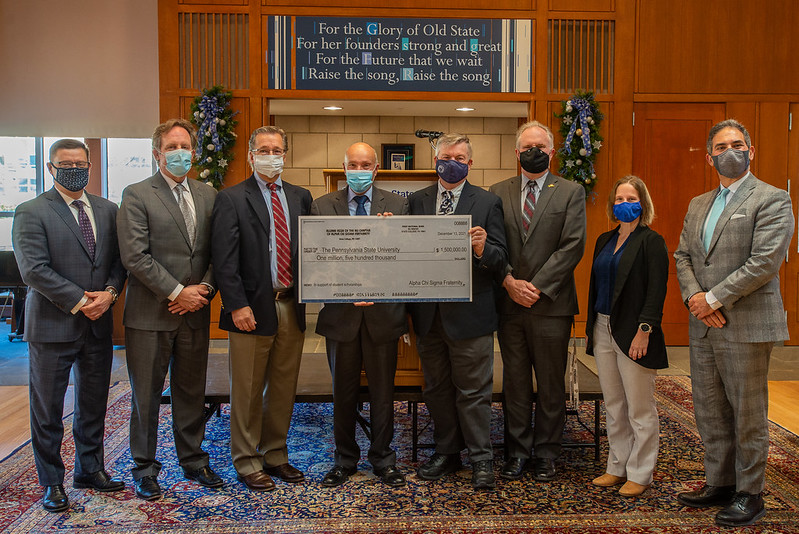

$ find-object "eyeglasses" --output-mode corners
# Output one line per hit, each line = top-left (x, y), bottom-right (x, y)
(251, 149), (285, 156)
(51, 161), (90, 169)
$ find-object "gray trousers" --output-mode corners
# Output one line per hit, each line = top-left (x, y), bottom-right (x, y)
(689, 328), (772, 494)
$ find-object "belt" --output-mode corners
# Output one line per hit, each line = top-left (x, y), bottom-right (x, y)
(273, 288), (294, 301)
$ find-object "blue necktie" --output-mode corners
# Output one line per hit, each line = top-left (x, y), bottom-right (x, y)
(703, 188), (730, 251)
(354, 195), (368, 216)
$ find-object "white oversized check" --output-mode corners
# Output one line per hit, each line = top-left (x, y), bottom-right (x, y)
(298, 215), (472, 303)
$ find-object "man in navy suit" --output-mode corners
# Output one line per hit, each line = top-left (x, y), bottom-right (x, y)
(211, 126), (312, 492)
(13, 139), (126, 513)
(408, 133), (508, 490)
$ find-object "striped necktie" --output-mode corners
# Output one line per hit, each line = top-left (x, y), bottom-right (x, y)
(522, 180), (537, 232)
(268, 182), (293, 287)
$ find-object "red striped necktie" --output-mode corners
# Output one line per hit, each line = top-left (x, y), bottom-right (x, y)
(268, 182), (292, 287)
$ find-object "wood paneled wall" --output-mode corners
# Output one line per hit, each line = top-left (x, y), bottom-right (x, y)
(158, 0), (799, 343)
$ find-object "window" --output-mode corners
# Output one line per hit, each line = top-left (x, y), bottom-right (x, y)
(0, 136), (154, 250)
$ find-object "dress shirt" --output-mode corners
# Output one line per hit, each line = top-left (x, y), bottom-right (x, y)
(347, 187), (373, 216)
(520, 171), (548, 212)
(254, 172), (292, 290)
(435, 180), (466, 214)
(162, 174), (198, 301)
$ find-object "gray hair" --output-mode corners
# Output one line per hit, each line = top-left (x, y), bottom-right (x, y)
(249, 126), (288, 152)
(516, 120), (554, 150)
(435, 133), (472, 159)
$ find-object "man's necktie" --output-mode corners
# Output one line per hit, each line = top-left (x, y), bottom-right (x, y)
(72, 199), (95, 260)
(175, 183), (196, 248)
(268, 182), (293, 287)
(439, 190), (454, 215)
(522, 181), (538, 232)
(354, 195), (368, 216)
(703, 188), (730, 252)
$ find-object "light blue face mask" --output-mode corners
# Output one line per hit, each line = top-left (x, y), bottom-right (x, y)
(346, 170), (374, 194)
(163, 149), (193, 177)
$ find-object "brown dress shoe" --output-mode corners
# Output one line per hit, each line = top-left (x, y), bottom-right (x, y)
(264, 463), (305, 483)
(237, 470), (276, 492)
(592, 473), (627, 487)
(619, 480), (649, 497)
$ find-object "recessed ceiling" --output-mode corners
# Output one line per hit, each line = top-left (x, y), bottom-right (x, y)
(268, 99), (528, 117)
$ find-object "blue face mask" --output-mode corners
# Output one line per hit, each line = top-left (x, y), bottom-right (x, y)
(53, 166), (90, 192)
(436, 159), (469, 184)
(346, 170), (374, 194)
(613, 201), (643, 223)
(162, 149), (193, 178)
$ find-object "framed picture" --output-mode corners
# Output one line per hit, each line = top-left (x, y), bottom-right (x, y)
(381, 144), (414, 170)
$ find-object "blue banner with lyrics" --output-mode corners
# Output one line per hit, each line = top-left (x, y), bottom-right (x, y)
(267, 16), (532, 93)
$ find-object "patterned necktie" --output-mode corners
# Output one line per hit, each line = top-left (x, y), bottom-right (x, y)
(268, 182), (293, 287)
(354, 195), (368, 216)
(175, 183), (196, 248)
(439, 190), (454, 215)
(72, 200), (95, 260)
(522, 180), (538, 232)
(703, 188), (730, 251)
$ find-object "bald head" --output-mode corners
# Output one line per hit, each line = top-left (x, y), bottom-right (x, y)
(344, 142), (379, 171)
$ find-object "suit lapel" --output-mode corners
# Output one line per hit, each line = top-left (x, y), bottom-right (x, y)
(422, 185), (437, 215)
(503, 176), (525, 240)
(370, 187), (386, 215)
(245, 175), (271, 235)
(283, 182), (302, 258)
(86, 194), (104, 261)
(333, 189), (351, 216)
(454, 181), (476, 216)
(47, 188), (92, 259)
(152, 173), (192, 248)
(525, 173), (557, 243)
(707, 176), (756, 255)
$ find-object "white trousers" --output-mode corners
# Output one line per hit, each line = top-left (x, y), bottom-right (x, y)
(593, 314), (659, 485)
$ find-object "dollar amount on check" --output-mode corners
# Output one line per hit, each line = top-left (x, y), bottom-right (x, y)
(298, 215), (473, 303)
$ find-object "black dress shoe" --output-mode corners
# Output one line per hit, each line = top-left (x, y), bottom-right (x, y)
(677, 484), (736, 508)
(533, 458), (556, 482)
(322, 465), (357, 487)
(42, 485), (69, 513)
(73, 470), (125, 492)
(264, 463), (305, 483)
(715, 492), (766, 527)
(135, 475), (162, 501)
(374, 465), (406, 487)
(417, 453), (462, 481)
(500, 457), (527, 480)
(471, 460), (496, 490)
(184, 465), (224, 488)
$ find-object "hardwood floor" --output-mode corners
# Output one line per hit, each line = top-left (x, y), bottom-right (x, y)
(1, 381), (798, 463)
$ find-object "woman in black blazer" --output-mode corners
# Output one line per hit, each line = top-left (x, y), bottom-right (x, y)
(586, 175), (669, 498)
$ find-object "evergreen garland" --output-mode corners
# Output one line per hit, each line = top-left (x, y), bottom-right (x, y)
(554, 91), (604, 197)
(190, 85), (238, 190)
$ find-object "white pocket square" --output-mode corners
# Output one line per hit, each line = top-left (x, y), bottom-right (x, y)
(731, 213), (746, 219)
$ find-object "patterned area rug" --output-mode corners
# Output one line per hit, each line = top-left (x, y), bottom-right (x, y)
(2, 376), (799, 533)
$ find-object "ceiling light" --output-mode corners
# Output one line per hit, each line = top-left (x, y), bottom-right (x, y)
(323, 106), (342, 111)
(456, 107), (475, 112)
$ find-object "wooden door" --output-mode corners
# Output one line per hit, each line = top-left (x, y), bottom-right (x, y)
(785, 103), (799, 345)
(632, 103), (726, 345)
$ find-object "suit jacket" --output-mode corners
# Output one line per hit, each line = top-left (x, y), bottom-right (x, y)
(489, 172), (586, 316)
(585, 225), (669, 369)
(674, 173), (794, 343)
(211, 174), (312, 336)
(311, 186), (409, 343)
(408, 181), (508, 340)
(12, 188), (126, 343)
(117, 171), (217, 331)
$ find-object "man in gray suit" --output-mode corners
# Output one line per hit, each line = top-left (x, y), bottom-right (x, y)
(674, 119), (794, 527)
(118, 118), (222, 501)
(13, 139), (126, 512)
(311, 142), (409, 488)
(489, 120), (586, 482)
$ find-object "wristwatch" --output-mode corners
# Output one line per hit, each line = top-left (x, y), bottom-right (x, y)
(105, 286), (119, 304)
(638, 322), (652, 333)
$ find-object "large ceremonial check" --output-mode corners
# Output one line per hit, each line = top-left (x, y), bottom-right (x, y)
(298, 215), (472, 303)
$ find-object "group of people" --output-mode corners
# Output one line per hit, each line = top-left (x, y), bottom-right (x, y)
(13, 118), (792, 528)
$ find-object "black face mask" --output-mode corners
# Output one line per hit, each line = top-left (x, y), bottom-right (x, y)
(519, 147), (550, 174)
